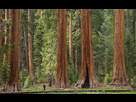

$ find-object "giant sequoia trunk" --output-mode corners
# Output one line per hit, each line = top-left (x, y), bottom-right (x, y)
(75, 9), (101, 88)
(28, 9), (35, 78)
(5, 9), (21, 92)
(53, 9), (69, 88)
(109, 9), (130, 87)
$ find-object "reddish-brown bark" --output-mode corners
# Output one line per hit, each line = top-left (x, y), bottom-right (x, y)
(69, 13), (73, 62)
(75, 48), (78, 76)
(28, 9), (35, 78)
(53, 9), (69, 88)
(8, 9), (12, 62)
(75, 9), (101, 88)
(5, 9), (21, 92)
(109, 9), (130, 87)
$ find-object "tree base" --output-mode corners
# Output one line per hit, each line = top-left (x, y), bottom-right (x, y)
(109, 79), (131, 88)
(5, 83), (21, 92)
(53, 81), (70, 88)
(75, 75), (102, 88)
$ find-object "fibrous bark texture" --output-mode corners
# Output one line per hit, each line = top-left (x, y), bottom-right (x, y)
(53, 9), (69, 88)
(28, 9), (35, 78)
(5, 9), (21, 92)
(75, 9), (101, 88)
(109, 9), (130, 87)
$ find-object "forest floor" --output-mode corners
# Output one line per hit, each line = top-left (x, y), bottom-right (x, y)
(0, 83), (135, 94)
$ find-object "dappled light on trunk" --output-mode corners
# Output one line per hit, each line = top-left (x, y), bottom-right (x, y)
(75, 9), (101, 88)
(53, 9), (69, 88)
(109, 9), (130, 87)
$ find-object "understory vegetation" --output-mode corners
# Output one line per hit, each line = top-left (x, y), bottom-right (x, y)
(0, 9), (136, 91)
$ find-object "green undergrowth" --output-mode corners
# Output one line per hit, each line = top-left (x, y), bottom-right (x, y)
(33, 91), (136, 94)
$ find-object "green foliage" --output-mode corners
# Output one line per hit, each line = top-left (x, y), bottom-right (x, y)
(19, 69), (28, 87)
(2, 61), (10, 85)
(41, 9), (57, 84)
(33, 15), (43, 80)
(37, 77), (47, 83)
(68, 62), (76, 85)
(104, 74), (112, 85)
(24, 76), (33, 88)
(96, 75), (104, 83)
(131, 76), (136, 88)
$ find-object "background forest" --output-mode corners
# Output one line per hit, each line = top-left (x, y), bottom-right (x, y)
(0, 9), (136, 89)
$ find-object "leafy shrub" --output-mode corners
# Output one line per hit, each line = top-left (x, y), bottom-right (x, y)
(96, 75), (104, 83)
(37, 77), (47, 83)
(104, 74), (112, 85)
(24, 76), (33, 88)
(19, 69), (28, 87)
(131, 76), (136, 88)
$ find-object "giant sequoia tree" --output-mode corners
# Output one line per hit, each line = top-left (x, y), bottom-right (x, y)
(53, 9), (69, 88)
(5, 9), (21, 92)
(109, 9), (130, 87)
(75, 9), (101, 88)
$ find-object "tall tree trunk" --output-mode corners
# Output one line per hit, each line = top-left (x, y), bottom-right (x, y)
(109, 9), (130, 87)
(75, 48), (78, 76)
(69, 13), (73, 62)
(8, 9), (12, 63)
(53, 9), (69, 88)
(28, 9), (35, 78)
(5, 9), (21, 92)
(75, 9), (101, 88)
(40, 10), (43, 77)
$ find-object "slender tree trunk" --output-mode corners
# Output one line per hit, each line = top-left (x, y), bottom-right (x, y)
(28, 9), (35, 78)
(8, 9), (12, 63)
(53, 9), (69, 88)
(75, 48), (78, 76)
(75, 9), (101, 88)
(40, 10), (43, 77)
(5, 9), (21, 92)
(69, 13), (73, 62)
(21, 49), (24, 87)
(24, 30), (29, 75)
(109, 9), (130, 87)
